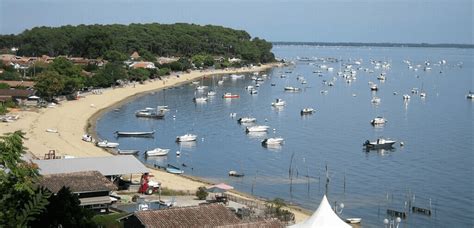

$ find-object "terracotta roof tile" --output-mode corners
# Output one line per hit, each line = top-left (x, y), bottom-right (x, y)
(37, 170), (117, 193)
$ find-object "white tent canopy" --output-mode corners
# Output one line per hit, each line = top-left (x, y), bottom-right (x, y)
(288, 195), (350, 228)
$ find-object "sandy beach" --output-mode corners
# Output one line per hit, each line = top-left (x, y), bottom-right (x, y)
(0, 63), (309, 221)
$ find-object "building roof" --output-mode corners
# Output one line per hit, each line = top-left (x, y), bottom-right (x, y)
(134, 204), (242, 228)
(0, 80), (35, 88)
(217, 219), (284, 228)
(34, 155), (149, 176)
(288, 195), (350, 228)
(130, 61), (155, 69)
(37, 171), (117, 193)
(0, 89), (35, 98)
(130, 51), (140, 59)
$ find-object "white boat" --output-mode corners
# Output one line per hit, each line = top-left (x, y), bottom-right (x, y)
(230, 74), (244, 79)
(176, 134), (197, 142)
(301, 80), (307, 84)
(403, 94), (411, 100)
(223, 93), (239, 98)
(370, 84), (378, 91)
(300, 108), (315, 115)
(246, 125), (270, 132)
(363, 138), (396, 150)
(271, 98), (286, 106)
(115, 131), (155, 137)
(420, 92), (426, 98)
(146, 148), (170, 156)
(196, 85), (208, 90)
(467, 91), (474, 99)
(262, 137), (284, 146)
(117, 149), (139, 155)
(238, 117), (257, 123)
(96, 140), (119, 148)
(246, 85), (254, 90)
(250, 89), (258, 94)
(193, 97), (208, 102)
(45, 128), (58, 133)
(371, 117), (387, 125)
(346, 218), (362, 224)
(207, 91), (217, 96)
(284, 86), (301, 91)
(217, 80), (224, 85)
(371, 97), (381, 104)
(135, 107), (165, 119)
(377, 74), (386, 80)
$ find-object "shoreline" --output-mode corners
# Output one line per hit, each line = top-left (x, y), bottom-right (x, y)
(0, 63), (310, 222)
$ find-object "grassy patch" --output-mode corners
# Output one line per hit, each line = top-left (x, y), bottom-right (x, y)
(159, 187), (190, 196)
(92, 212), (128, 228)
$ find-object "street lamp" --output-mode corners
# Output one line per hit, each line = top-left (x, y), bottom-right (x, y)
(384, 217), (401, 228)
(334, 201), (345, 215)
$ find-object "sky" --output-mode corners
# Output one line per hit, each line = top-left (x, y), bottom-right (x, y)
(0, 0), (472, 44)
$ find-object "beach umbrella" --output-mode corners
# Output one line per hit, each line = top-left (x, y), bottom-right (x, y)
(206, 183), (234, 193)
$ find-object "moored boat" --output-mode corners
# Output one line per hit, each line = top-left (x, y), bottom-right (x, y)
(117, 149), (140, 155)
(115, 130), (155, 137)
(193, 97), (208, 102)
(467, 91), (474, 99)
(363, 138), (396, 150)
(166, 164), (184, 174)
(262, 137), (284, 146)
(223, 93), (240, 98)
(284, 86), (301, 91)
(370, 117), (387, 125)
(271, 98), (286, 106)
(176, 134), (197, 142)
(135, 108), (165, 119)
(229, 170), (245, 177)
(345, 218), (362, 224)
(246, 125), (270, 132)
(96, 140), (119, 148)
(146, 148), (170, 156)
(403, 94), (411, 100)
(370, 84), (378, 91)
(238, 117), (257, 123)
(300, 108), (315, 115)
(207, 90), (217, 96)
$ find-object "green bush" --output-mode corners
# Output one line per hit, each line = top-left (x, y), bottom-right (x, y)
(195, 186), (208, 200)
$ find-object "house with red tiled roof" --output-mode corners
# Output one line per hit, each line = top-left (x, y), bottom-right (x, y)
(129, 61), (156, 69)
(121, 204), (284, 228)
(0, 80), (35, 88)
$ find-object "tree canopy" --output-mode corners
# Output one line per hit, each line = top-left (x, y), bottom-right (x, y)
(0, 23), (275, 63)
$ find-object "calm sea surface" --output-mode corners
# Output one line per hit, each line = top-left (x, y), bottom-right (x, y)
(96, 46), (473, 227)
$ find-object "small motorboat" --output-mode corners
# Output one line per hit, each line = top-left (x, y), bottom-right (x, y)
(370, 84), (378, 91)
(246, 85), (254, 90)
(193, 97), (208, 102)
(196, 85), (208, 91)
(223, 93), (240, 98)
(261, 137), (284, 146)
(207, 91), (217, 96)
(96, 140), (119, 148)
(250, 89), (258, 95)
(420, 91), (427, 98)
(403, 94), (411, 100)
(217, 80), (224, 85)
(246, 125), (270, 132)
(82, 134), (93, 142)
(46, 128), (58, 133)
(345, 218), (362, 224)
(271, 98), (286, 107)
(363, 138), (396, 150)
(117, 149), (139, 155)
(238, 117), (257, 123)
(135, 108), (165, 119)
(377, 74), (386, 80)
(115, 130), (155, 137)
(230, 74), (244, 79)
(371, 97), (381, 104)
(166, 164), (184, 174)
(228, 170), (245, 177)
(300, 108), (315, 115)
(284, 86), (301, 92)
(146, 148), (170, 156)
(467, 91), (474, 99)
(176, 134), (197, 142)
(371, 117), (387, 125)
